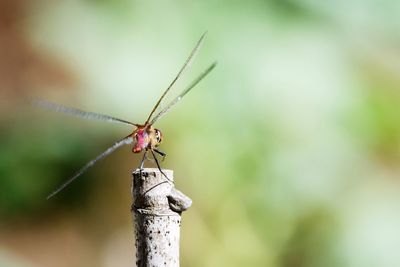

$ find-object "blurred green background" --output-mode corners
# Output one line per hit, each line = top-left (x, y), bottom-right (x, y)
(1, 0), (400, 267)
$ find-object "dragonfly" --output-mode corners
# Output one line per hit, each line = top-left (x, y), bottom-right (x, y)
(35, 32), (216, 199)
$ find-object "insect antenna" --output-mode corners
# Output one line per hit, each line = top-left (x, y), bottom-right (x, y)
(33, 98), (139, 127)
(47, 136), (133, 199)
(150, 62), (216, 125)
(145, 32), (207, 125)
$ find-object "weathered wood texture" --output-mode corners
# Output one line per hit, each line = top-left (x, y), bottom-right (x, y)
(132, 168), (192, 267)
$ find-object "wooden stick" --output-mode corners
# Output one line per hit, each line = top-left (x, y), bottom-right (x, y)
(132, 168), (192, 267)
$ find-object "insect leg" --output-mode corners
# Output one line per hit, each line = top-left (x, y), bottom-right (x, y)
(140, 150), (148, 169)
(154, 149), (167, 161)
(145, 152), (154, 162)
(150, 149), (173, 183)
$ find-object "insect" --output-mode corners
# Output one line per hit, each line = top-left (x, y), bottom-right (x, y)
(35, 32), (216, 199)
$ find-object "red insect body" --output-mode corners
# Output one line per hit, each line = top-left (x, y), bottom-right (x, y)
(132, 128), (149, 153)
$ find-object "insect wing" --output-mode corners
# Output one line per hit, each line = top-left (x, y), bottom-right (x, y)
(145, 32), (207, 124)
(150, 62), (216, 125)
(47, 136), (134, 199)
(33, 98), (138, 127)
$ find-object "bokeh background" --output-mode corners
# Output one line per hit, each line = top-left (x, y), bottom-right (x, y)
(1, 1), (400, 267)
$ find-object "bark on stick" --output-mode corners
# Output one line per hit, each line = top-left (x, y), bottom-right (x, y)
(132, 168), (192, 267)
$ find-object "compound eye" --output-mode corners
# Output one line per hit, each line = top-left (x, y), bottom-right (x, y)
(155, 129), (162, 143)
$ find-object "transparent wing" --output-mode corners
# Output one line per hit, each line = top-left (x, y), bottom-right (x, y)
(33, 98), (138, 127)
(47, 136), (134, 199)
(150, 62), (217, 125)
(145, 32), (207, 124)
